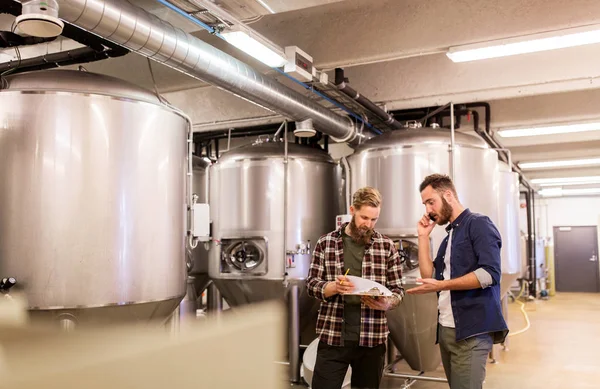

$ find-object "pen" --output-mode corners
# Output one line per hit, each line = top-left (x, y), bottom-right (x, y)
(340, 268), (350, 285)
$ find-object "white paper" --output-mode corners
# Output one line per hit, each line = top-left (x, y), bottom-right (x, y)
(342, 275), (393, 296)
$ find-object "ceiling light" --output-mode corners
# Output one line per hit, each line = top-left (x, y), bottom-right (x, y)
(497, 122), (600, 138)
(447, 24), (600, 63)
(531, 176), (600, 186)
(519, 157), (600, 169)
(539, 187), (600, 197)
(221, 30), (287, 68)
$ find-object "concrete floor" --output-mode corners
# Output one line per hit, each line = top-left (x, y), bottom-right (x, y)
(284, 292), (600, 389)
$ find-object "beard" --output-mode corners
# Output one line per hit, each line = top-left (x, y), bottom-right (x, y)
(348, 215), (374, 245)
(429, 197), (454, 226)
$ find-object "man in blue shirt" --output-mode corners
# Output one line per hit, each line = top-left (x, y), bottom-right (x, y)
(407, 174), (508, 389)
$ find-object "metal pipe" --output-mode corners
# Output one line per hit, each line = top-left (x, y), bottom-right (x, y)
(283, 120), (289, 290)
(274, 121), (286, 139)
(288, 284), (301, 383)
(383, 355), (448, 383)
(193, 115), (283, 132)
(493, 148), (512, 167)
(341, 157), (351, 210)
(531, 189), (537, 297)
(384, 371), (448, 383)
(334, 68), (403, 130)
(420, 102), (452, 126)
(207, 282), (222, 313)
(466, 107), (533, 190)
(521, 189), (536, 296)
(194, 128), (283, 142)
(56, 0), (360, 144)
(0, 46), (128, 75)
(449, 102), (455, 180)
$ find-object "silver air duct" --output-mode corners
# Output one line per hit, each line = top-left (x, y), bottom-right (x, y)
(56, 0), (361, 144)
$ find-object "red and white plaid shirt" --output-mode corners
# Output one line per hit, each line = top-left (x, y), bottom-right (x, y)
(306, 223), (404, 347)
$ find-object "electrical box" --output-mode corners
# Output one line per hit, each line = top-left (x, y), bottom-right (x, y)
(284, 46), (315, 82)
(192, 203), (210, 242)
(335, 214), (352, 229)
(317, 70), (329, 86)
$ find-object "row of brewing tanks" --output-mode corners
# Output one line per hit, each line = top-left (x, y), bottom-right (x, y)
(0, 69), (529, 385)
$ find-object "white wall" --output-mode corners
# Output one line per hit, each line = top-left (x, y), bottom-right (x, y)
(534, 197), (600, 243)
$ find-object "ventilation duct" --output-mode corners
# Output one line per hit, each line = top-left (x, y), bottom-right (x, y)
(54, 0), (364, 144)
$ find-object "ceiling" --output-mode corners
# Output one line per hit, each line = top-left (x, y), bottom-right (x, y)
(3, 0), (600, 196)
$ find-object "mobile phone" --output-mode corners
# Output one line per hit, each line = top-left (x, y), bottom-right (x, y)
(429, 214), (436, 222)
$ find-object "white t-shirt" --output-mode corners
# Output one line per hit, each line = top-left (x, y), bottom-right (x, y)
(438, 230), (455, 328)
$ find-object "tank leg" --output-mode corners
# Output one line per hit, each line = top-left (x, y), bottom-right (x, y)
(58, 315), (76, 332)
(165, 306), (180, 334)
(501, 295), (509, 351)
(206, 282), (223, 314)
(289, 284), (301, 384)
(387, 337), (398, 369)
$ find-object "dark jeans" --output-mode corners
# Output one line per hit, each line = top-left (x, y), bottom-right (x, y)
(312, 340), (386, 389)
(438, 325), (493, 389)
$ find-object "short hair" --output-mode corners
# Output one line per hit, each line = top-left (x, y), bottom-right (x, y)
(352, 187), (382, 209)
(419, 174), (458, 198)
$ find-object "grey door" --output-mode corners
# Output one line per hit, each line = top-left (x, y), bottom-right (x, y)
(553, 226), (599, 293)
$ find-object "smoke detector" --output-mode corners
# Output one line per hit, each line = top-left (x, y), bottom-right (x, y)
(16, 0), (64, 38)
(294, 119), (316, 138)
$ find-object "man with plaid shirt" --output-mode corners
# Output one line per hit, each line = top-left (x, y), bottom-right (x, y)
(307, 187), (404, 389)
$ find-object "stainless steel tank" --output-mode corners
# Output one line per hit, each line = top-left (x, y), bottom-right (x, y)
(208, 140), (338, 343)
(0, 70), (189, 326)
(497, 161), (522, 297)
(346, 127), (500, 372)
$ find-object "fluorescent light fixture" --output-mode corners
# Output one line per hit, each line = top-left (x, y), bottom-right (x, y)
(539, 187), (600, 197)
(447, 24), (600, 63)
(519, 157), (600, 169)
(255, 0), (276, 14)
(531, 175), (600, 186)
(497, 122), (600, 138)
(221, 31), (287, 68)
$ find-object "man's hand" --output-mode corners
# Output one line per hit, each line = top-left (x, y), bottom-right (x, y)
(417, 214), (436, 237)
(361, 295), (400, 311)
(324, 275), (356, 298)
(405, 278), (445, 294)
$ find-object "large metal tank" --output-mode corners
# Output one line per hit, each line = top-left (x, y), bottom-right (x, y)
(0, 70), (189, 326)
(497, 161), (522, 297)
(346, 127), (500, 372)
(208, 140), (338, 342)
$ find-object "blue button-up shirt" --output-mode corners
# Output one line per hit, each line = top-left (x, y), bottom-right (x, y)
(434, 209), (509, 343)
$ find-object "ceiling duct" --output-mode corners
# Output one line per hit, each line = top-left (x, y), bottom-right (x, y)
(54, 0), (365, 144)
